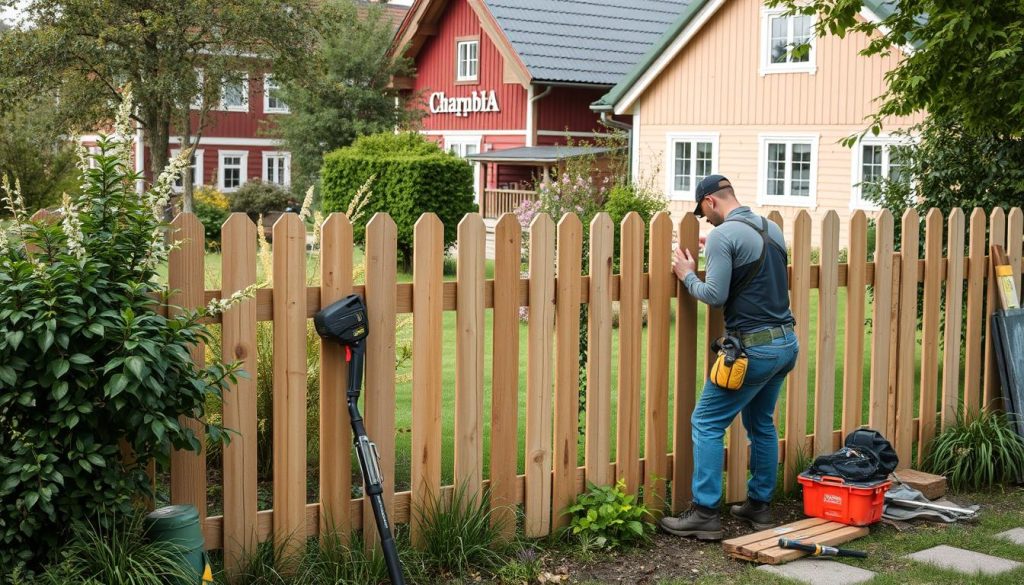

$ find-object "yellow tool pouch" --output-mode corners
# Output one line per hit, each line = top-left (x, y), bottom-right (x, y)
(710, 335), (748, 390)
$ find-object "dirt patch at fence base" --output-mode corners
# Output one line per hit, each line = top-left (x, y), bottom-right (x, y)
(549, 498), (805, 584)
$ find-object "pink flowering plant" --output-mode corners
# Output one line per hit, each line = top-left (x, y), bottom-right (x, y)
(0, 92), (243, 573)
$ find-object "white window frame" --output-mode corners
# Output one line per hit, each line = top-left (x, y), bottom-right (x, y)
(218, 150), (248, 192)
(456, 39), (479, 82)
(665, 132), (719, 201)
(850, 135), (914, 211)
(760, 7), (816, 76)
(171, 148), (205, 191)
(757, 133), (819, 208)
(219, 75), (249, 112)
(262, 151), (291, 187)
(444, 134), (482, 202)
(263, 74), (289, 114)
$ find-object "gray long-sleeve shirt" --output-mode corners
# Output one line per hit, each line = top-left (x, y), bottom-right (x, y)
(682, 207), (794, 332)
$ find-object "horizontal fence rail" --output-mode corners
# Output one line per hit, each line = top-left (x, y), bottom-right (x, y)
(159, 207), (1023, 576)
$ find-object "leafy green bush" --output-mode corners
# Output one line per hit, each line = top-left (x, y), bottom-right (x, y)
(228, 180), (292, 221)
(923, 410), (1024, 491)
(193, 185), (230, 249)
(566, 480), (654, 550)
(603, 183), (667, 270)
(0, 130), (236, 572)
(320, 131), (476, 268)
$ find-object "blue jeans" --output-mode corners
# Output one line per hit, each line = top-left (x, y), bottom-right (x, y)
(691, 331), (798, 508)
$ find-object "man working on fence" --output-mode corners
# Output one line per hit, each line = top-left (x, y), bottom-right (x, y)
(662, 174), (799, 540)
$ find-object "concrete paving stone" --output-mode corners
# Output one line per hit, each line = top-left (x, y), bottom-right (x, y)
(905, 545), (1023, 575)
(995, 527), (1024, 545)
(756, 559), (877, 584)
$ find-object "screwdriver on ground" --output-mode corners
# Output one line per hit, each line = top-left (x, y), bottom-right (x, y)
(778, 538), (868, 558)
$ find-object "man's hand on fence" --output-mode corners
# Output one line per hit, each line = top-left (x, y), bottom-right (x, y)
(673, 247), (697, 281)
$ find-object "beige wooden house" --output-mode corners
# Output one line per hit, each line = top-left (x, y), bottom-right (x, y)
(591, 0), (922, 245)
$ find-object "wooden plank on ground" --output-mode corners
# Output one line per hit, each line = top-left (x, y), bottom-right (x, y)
(942, 209), (966, 431)
(455, 214), (486, 502)
(220, 213), (258, 575)
(964, 209), (988, 419)
(491, 214), (521, 540)
(586, 213), (614, 487)
(723, 517), (829, 553)
(895, 209), (919, 469)
(644, 212), (672, 516)
(756, 525), (869, 565)
(842, 211), (867, 437)
(552, 214), (582, 530)
(169, 213), (207, 521)
(983, 208), (1006, 410)
(525, 213), (555, 537)
(868, 211), (894, 434)
(814, 211), (839, 457)
(616, 213), (643, 496)
(739, 521), (848, 556)
(785, 211), (811, 492)
(271, 213), (308, 563)
(672, 214), (700, 513)
(363, 213), (397, 551)
(411, 213), (443, 547)
(918, 208), (943, 465)
(319, 214), (353, 541)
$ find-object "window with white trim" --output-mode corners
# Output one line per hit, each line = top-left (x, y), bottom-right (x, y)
(171, 148), (204, 191)
(220, 75), (249, 112)
(263, 151), (291, 187)
(758, 135), (818, 207)
(852, 138), (912, 209)
(760, 8), (815, 75)
(219, 151), (248, 191)
(263, 74), (289, 114)
(456, 40), (479, 81)
(666, 134), (718, 200)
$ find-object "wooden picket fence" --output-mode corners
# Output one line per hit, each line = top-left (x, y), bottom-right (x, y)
(161, 206), (1023, 575)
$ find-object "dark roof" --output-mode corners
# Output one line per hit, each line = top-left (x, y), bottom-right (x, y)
(483, 0), (691, 86)
(466, 145), (620, 164)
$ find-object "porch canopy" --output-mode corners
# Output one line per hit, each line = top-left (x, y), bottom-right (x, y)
(466, 145), (618, 165)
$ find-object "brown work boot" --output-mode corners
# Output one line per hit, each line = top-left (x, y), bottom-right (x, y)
(730, 499), (774, 530)
(659, 504), (723, 540)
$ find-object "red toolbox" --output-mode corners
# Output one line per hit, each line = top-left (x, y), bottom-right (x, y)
(798, 472), (891, 526)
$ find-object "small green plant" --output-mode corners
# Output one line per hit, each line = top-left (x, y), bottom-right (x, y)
(34, 513), (195, 585)
(228, 180), (292, 220)
(192, 185), (230, 249)
(923, 410), (1024, 491)
(413, 483), (508, 577)
(565, 480), (654, 550)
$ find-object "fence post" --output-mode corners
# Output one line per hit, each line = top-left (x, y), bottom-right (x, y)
(842, 210), (867, 438)
(894, 210), (919, 469)
(918, 209), (944, 465)
(586, 213), (614, 487)
(672, 213), (699, 513)
(1008, 208), (1023, 296)
(941, 209), (965, 431)
(768, 211), (785, 424)
(616, 213), (644, 496)
(814, 211), (839, 457)
(552, 214), (582, 529)
(784, 211), (811, 492)
(868, 211), (894, 434)
(455, 214), (485, 504)
(963, 209), (988, 419)
(983, 208), (1006, 411)
(644, 212), (672, 516)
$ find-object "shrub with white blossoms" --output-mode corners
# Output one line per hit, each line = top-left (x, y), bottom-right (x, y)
(0, 92), (244, 574)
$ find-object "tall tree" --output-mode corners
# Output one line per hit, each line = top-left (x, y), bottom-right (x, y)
(771, 0), (1024, 137)
(0, 1), (314, 209)
(270, 0), (422, 195)
(0, 95), (80, 213)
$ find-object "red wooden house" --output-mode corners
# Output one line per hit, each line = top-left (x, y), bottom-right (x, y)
(390, 0), (688, 217)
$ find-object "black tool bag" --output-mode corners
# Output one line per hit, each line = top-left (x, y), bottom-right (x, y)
(807, 428), (899, 483)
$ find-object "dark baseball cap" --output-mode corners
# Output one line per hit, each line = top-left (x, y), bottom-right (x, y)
(694, 174), (732, 216)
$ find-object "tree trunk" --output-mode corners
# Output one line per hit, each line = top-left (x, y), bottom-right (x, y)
(181, 114), (194, 213)
(143, 104), (172, 221)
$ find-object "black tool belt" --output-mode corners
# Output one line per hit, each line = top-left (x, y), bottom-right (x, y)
(736, 323), (795, 348)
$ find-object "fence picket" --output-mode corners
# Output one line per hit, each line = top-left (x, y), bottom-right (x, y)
(271, 213), (308, 562)
(672, 214), (700, 513)
(868, 211), (894, 433)
(784, 211), (811, 492)
(1009, 208), (1023, 295)
(895, 210), (920, 469)
(918, 209), (944, 464)
(814, 211), (839, 457)
(644, 212), (672, 516)
(525, 213), (555, 537)
(528, 214), (552, 536)
(616, 213), (644, 496)
(886, 253), (902, 443)
(552, 215), (582, 529)
(220, 214), (258, 575)
(411, 214), (443, 547)
(842, 210), (867, 437)
(984, 208), (1006, 410)
(586, 213), (614, 487)
(363, 213), (397, 551)
(964, 209), (987, 419)
(168, 213), (207, 525)
(941, 209), (965, 431)
(491, 214), (521, 540)
(768, 211), (785, 424)
(455, 214), (486, 503)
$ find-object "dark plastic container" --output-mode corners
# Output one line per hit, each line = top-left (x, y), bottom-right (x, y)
(144, 504), (209, 584)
